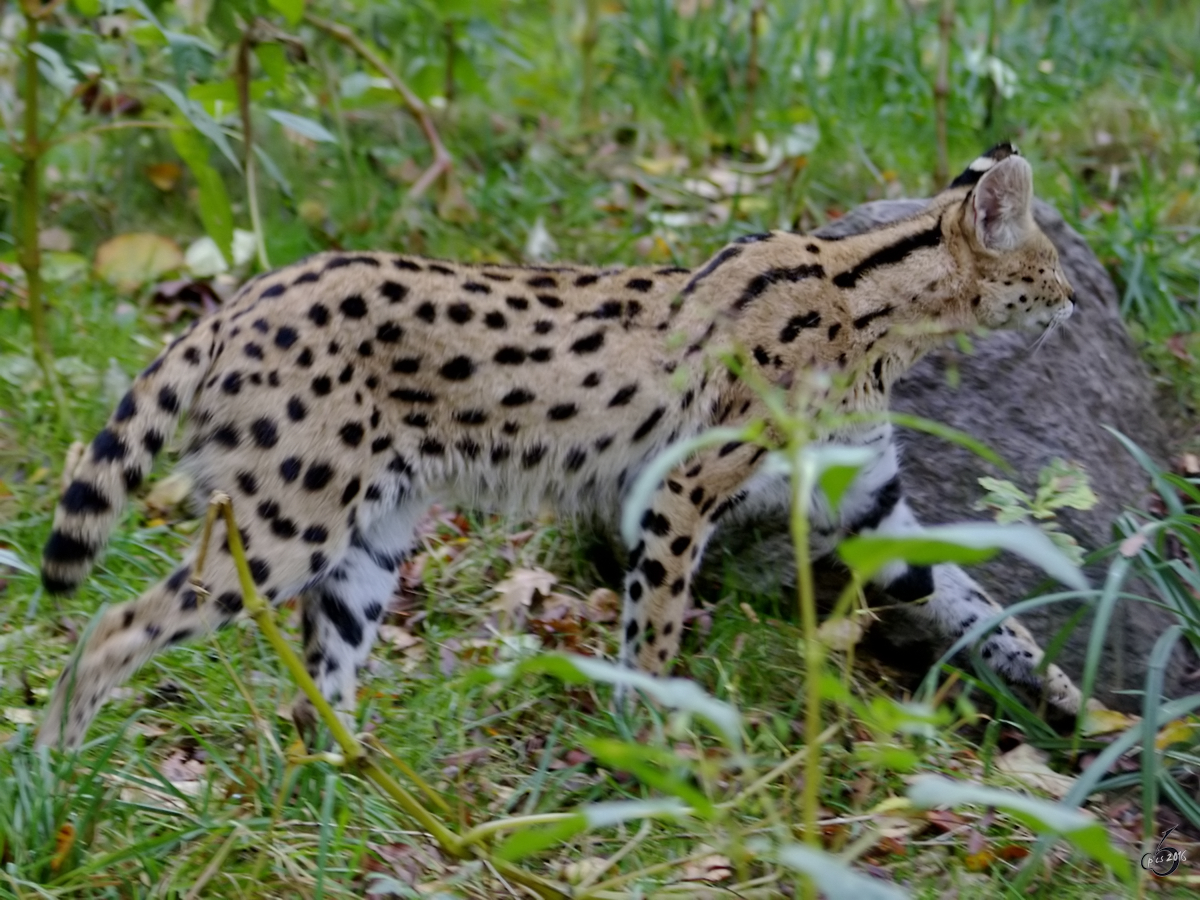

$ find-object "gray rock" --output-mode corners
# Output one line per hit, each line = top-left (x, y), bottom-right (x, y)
(708, 198), (1193, 710)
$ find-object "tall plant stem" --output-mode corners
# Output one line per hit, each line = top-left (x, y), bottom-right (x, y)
(17, 8), (69, 430)
(580, 0), (600, 127)
(790, 449), (821, 900)
(236, 29), (270, 271)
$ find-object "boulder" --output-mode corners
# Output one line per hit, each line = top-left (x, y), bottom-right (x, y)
(709, 199), (1194, 710)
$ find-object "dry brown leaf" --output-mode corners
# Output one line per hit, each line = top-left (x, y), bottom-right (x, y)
(379, 624), (420, 651)
(492, 567), (556, 619)
(145, 163), (182, 191)
(95, 233), (184, 291)
(585, 588), (620, 623)
(995, 743), (1075, 798)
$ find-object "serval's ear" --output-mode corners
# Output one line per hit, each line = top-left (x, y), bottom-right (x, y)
(972, 154), (1035, 252)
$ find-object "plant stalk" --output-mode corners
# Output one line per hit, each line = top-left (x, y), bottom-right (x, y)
(933, 0), (955, 185)
(16, 10), (68, 429)
(790, 448), (821, 900)
(236, 29), (270, 271)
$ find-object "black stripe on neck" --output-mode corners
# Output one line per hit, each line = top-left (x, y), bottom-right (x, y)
(831, 216), (943, 290)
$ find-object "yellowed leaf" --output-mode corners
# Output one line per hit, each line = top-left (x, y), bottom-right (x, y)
(634, 155), (687, 176)
(95, 233), (184, 291)
(586, 587), (620, 623)
(1156, 718), (1196, 750)
(145, 162), (182, 191)
(1083, 706), (1137, 736)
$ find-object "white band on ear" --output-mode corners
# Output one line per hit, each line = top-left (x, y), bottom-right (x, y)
(973, 156), (1034, 251)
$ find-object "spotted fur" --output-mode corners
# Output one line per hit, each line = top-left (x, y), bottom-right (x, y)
(38, 145), (1082, 748)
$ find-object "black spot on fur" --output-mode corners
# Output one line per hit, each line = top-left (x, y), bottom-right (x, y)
(670, 535), (691, 555)
(115, 391), (137, 421)
(381, 281), (409, 303)
(276, 326), (299, 349)
(733, 264), (826, 312)
(341, 478), (361, 505)
(448, 302), (474, 323)
(609, 384), (637, 407)
(237, 471), (259, 495)
(280, 457), (302, 482)
(626, 278), (653, 292)
(528, 275), (557, 288)
(416, 302), (437, 323)
(779, 311), (821, 343)
(632, 407), (665, 441)
(420, 438), (445, 456)
(494, 346), (526, 365)
(440, 356), (475, 380)
(304, 463), (334, 491)
(248, 557), (271, 585)
(641, 558), (666, 587)
(506, 296), (529, 311)
(303, 525), (328, 544)
(340, 422), (365, 447)
(533, 320), (554, 334)
(484, 311), (507, 329)
(320, 591), (363, 647)
(340, 294), (368, 318)
(92, 429), (128, 463)
(501, 389), (535, 406)
(143, 430), (164, 454)
(287, 396), (307, 421)
(376, 322), (403, 343)
(309, 303), (330, 326)
(571, 330), (605, 354)
(522, 444), (547, 468)
(213, 424), (241, 448)
(312, 376), (332, 396)
(391, 357), (420, 374)
(391, 388), (435, 403)
(583, 372), (601, 387)
(455, 409), (488, 425)
(853, 305), (895, 330)
(216, 591), (243, 614)
(565, 447), (587, 471)
(250, 417), (279, 448)
(548, 403), (578, 421)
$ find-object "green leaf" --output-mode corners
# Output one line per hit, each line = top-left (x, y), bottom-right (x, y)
(909, 775), (1130, 880)
(30, 43), (77, 94)
(585, 739), (714, 816)
(838, 523), (1087, 591)
(0, 549), (35, 575)
(494, 814), (586, 862)
(806, 445), (877, 513)
(154, 81), (242, 172)
(493, 798), (689, 862)
(254, 43), (289, 85)
(888, 411), (1011, 472)
(267, 0), (306, 26)
(73, 0), (102, 15)
(488, 654), (743, 749)
(775, 843), (910, 900)
(266, 110), (338, 144)
(170, 129), (234, 263)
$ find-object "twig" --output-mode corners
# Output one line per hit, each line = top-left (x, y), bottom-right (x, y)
(739, 2), (763, 146)
(933, 0), (955, 185)
(304, 13), (452, 200)
(236, 25), (270, 271)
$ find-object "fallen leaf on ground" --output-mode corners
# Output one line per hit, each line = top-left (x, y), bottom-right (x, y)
(995, 743), (1076, 798)
(682, 853), (733, 882)
(492, 567), (556, 620)
(95, 233), (184, 291)
(143, 471), (193, 515)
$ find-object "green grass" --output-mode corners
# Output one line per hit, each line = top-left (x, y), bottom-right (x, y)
(2, 0), (1200, 895)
